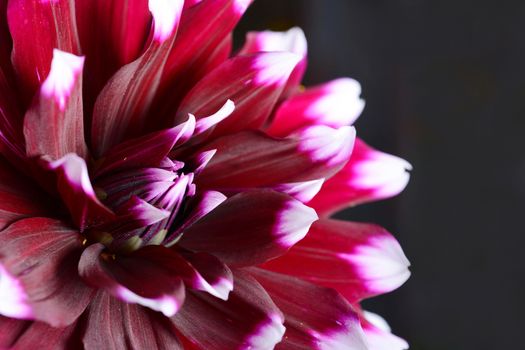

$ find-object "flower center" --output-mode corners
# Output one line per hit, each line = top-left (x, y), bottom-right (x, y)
(90, 157), (195, 253)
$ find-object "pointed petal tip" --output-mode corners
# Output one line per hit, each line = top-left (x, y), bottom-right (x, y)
(298, 125), (356, 166)
(363, 311), (409, 350)
(340, 234), (411, 294)
(253, 52), (302, 86)
(0, 263), (33, 319)
(244, 313), (286, 350)
(149, 0), (184, 42)
(41, 49), (84, 110)
(244, 26), (307, 57)
(277, 201), (318, 248)
(116, 286), (182, 317)
(234, 0), (254, 14)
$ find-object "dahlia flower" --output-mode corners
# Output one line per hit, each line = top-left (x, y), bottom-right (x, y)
(0, 0), (411, 349)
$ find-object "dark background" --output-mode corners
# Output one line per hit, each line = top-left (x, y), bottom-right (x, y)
(237, 1), (525, 349)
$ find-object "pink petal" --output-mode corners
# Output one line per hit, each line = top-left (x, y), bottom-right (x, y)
(46, 154), (114, 231)
(94, 115), (196, 177)
(24, 50), (88, 160)
(175, 52), (301, 138)
(7, 0), (81, 97)
(172, 270), (285, 350)
(78, 243), (185, 317)
(239, 27), (308, 98)
(267, 78), (365, 137)
(152, 0), (252, 125)
(0, 157), (51, 230)
(3, 318), (80, 350)
(82, 291), (183, 350)
(179, 190), (318, 267)
(250, 269), (368, 350)
(196, 125), (355, 194)
(308, 138), (412, 217)
(91, 0), (184, 156)
(0, 316), (28, 349)
(261, 219), (411, 302)
(361, 311), (409, 350)
(0, 218), (93, 327)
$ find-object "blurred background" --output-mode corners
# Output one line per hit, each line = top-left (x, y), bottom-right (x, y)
(236, 1), (525, 349)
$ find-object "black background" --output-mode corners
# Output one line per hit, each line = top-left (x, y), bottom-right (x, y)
(237, 1), (525, 349)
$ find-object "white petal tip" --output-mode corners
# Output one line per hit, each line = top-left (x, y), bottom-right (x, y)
(149, 0), (183, 42)
(243, 313), (286, 350)
(0, 264), (33, 319)
(253, 52), (302, 86)
(276, 201), (318, 247)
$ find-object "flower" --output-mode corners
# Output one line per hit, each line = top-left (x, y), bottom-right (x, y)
(0, 1), (411, 349)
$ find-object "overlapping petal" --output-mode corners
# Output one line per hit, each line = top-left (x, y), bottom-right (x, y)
(0, 218), (93, 327)
(250, 268), (368, 350)
(262, 219), (410, 302)
(361, 311), (409, 350)
(172, 270), (285, 350)
(179, 190), (318, 267)
(308, 138), (412, 217)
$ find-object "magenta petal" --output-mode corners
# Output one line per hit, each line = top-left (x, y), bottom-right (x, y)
(0, 218), (93, 327)
(239, 27), (308, 98)
(172, 270), (285, 350)
(179, 190), (318, 267)
(175, 52), (301, 138)
(94, 115), (196, 176)
(196, 125), (355, 193)
(250, 269), (368, 350)
(261, 219), (411, 302)
(91, 0), (184, 156)
(267, 78), (365, 137)
(308, 138), (412, 217)
(78, 243), (185, 317)
(5, 319), (80, 350)
(82, 291), (182, 350)
(0, 157), (50, 230)
(46, 154), (114, 231)
(24, 50), (88, 160)
(7, 0), (81, 96)
(0, 317), (28, 349)
(361, 311), (409, 350)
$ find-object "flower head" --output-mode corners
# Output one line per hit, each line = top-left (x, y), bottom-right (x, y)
(0, 1), (411, 349)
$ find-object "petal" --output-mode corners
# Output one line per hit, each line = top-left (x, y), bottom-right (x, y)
(0, 218), (93, 327)
(308, 138), (412, 217)
(24, 49), (88, 160)
(239, 27), (308, 97)
(0, 316), (28, 349)
(179, 190), (318, 267)
(172, 270), (285, 350)
(7, 0), (81, 97)
(250, 269), (368, 350)
(0, 157), (51, 230)
(152, 0), (252, 123)
(195, 125), (355, 194)
(82, 291), (182, 350)
(261, 219), (411, 301)
(175, 52), (301, 138)
(361, 311), (409, 350)
(91, 0), (184, 157)
(94, 115), (196, 177)
(5, 319), (80, 350)
(78, 243), (185, 317)
(75, 0), (151, 117)
(267, 78), (365, 137)
(46, 154), (114, 231)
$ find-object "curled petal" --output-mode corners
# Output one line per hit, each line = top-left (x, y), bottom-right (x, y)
(267, 78), (365, 137)
(0, 218), (93, 327)
(24, 49), (88, 160)
(250, 269), (368, 350)
(172, 270), (285, 350)
(46, 154), (115, 231)
(175, 52), (301, 138)
(78, 243), (185, 317)
(179, 190), (318, 267)
(261, 219), (411, 301)
(82, 291), (183, 350)
(308, 138), (412, 217)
